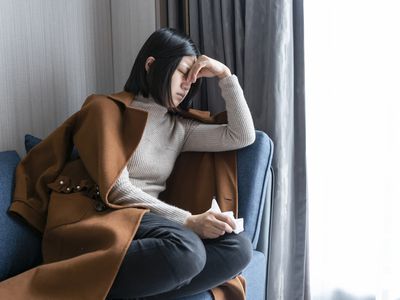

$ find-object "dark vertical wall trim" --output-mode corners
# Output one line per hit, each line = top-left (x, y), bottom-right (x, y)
(156, 0), (168, 28)
(183, 0), (190, 34)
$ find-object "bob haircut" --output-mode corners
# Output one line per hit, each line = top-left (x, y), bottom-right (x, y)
(124, 28), (202, 111)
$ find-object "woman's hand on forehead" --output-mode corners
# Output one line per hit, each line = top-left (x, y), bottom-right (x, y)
(187, 55), (231, 83)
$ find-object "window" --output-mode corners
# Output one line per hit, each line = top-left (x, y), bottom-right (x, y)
(305, 1), (400, 299)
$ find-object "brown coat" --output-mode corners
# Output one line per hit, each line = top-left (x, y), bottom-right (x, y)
(0, 91), (246, 299)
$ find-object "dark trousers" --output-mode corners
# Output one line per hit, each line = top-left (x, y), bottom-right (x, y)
(107, 212), (253, 300)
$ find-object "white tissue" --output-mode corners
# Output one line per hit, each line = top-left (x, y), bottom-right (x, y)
(209, 198), (244, 234)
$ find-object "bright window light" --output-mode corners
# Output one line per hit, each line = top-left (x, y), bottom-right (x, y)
(305, 1), (400, 299)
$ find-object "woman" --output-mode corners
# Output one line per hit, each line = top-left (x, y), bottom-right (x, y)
(2, 27), (255, 300)
(106, 28), (256, 299)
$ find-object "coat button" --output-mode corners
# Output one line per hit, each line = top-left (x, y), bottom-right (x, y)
(66, 187), (71, 192)
(76, 185), (81, 190)
(60, 180), (64, 185)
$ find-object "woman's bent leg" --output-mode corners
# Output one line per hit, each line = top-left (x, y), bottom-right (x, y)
(145, 231), (253, 300)
(107, 212), (206, 299)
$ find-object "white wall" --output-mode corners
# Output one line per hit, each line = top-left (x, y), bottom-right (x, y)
(0, 0), (156, 156)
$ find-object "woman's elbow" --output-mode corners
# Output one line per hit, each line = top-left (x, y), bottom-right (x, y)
(233, 130), (256, 148)
(242, 130), (256, 147)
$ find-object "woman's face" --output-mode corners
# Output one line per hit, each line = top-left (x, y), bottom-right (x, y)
(170, 56), (197, 107)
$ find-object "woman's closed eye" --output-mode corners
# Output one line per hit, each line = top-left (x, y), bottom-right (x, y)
(179, 69), (190, 79)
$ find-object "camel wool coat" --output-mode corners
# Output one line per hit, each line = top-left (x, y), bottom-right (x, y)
(0, 91), (246, 300)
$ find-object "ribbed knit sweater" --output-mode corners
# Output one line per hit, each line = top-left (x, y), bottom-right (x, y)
(108, 75), (255, 224)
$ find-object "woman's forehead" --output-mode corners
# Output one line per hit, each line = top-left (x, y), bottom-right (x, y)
(180, 56), (196, 68)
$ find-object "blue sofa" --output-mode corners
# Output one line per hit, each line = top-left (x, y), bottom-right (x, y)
(0, 130), (274, 300)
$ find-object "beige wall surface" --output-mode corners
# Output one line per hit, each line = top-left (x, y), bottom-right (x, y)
(0, 0), (156, 156)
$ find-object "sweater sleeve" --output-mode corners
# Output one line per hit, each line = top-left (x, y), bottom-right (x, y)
(181, 74), (256, 152)
(108, 167), (192, 225)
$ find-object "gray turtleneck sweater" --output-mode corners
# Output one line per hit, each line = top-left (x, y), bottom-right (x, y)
(108, 75), (255, 224)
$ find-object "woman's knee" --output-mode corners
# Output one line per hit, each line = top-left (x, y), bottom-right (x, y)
(222, 232), (253, 271)
(164, 227), (206, 284)
(237, 233), (253, 267)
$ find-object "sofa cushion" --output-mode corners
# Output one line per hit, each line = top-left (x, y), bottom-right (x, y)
(237, 131), (274, 248)
(242, 250), (266, 300)
(0, 151), (42, 281)
(24, 134), (42, 153)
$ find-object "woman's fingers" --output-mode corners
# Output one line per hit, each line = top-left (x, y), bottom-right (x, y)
(212, 212), (236, 230)
(209, 212), (234, 233)
(185, 210), (236, 239)
(211, 220), (232, 234)
(187, 58), (207, 82)
(187, 55), (228, 82)
(200, 213), (232, 238)
(209, 227), (226, 237)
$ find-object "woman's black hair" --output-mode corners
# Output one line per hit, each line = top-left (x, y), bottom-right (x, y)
(124, 28), (202, 111)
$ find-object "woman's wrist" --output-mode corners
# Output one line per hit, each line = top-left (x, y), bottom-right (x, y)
(184, 215), (194, 228)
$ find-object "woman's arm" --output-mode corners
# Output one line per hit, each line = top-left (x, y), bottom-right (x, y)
(108, 167), (192, 225)
(110, 168), (236, 238)
(182, 74), (256, 152)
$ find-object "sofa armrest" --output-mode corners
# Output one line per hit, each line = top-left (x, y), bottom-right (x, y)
(237, 131), (274, 249)
(256, 166), (275, 255)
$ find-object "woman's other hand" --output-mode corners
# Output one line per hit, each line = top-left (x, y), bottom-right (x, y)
(186, 55), (231, 83)
(184, 211), (236, 239)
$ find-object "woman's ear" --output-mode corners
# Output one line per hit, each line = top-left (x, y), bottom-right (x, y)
(145, 56), (156, 72)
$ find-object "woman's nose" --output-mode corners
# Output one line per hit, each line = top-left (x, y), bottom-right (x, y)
(182, 80), (191, 91)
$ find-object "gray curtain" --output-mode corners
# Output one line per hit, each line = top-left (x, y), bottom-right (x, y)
(162, 0), (309, 299)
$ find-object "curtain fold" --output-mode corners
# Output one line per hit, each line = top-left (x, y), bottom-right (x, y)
(185, 0), (246, 112)
(161, 0), (309, 299)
